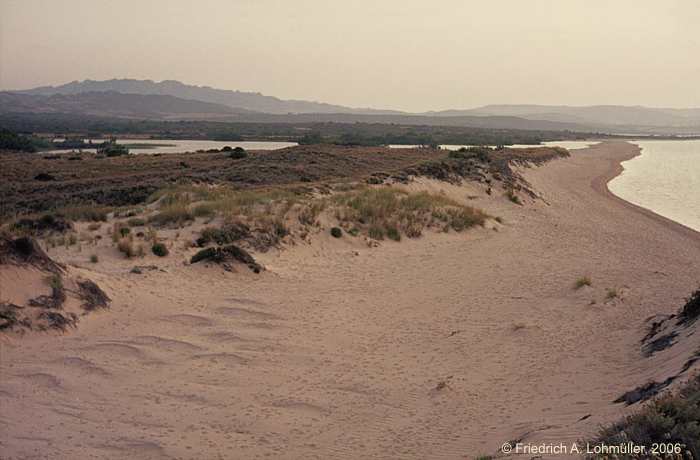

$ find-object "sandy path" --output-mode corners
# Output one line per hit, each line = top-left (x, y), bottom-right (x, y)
(1, 141), (699, 459)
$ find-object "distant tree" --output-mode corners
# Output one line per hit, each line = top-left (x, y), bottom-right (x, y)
(0, 128), (49, 152)
(298, 132), (323, 145)
(96, 136), (129, 156)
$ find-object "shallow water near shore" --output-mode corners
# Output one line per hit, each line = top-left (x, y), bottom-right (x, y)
(49, 138), (298, 154)
(609, 140), (700, 232)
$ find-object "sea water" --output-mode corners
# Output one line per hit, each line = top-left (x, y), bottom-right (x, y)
(608, 140), (700, 232)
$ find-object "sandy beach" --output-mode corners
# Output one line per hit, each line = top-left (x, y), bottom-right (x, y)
(1, 141), (699, 459)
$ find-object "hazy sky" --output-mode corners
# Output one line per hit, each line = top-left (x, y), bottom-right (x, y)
(1, 0), (699, 111)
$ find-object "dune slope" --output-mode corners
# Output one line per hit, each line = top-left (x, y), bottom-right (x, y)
(0, 141), (698, 459)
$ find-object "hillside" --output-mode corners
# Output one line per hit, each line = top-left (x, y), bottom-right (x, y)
(17, 79), (402, 115)
(0, 91), (256, 120)
(8, 79), (700, 134)
(428, 104), (700, 128)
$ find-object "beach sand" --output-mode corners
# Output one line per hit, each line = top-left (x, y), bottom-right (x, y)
(1, 141), (699, 459)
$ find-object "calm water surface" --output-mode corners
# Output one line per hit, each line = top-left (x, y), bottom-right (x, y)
(609, 140), (700, 232)
(389, 141), (600, 150)
(49, 139), (297, 154)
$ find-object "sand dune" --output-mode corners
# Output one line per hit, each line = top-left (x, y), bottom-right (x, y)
(1, 141), (699, 459)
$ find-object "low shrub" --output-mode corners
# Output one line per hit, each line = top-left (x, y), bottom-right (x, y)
(151, 242), (169, 257)
(127, 217), (146, 227)
(11, 214), (73, 235)
(197, 222), (250, 247)
(330, 227), (343, 238)
(678, 288), (700, 324)
(592, 374), (700, 458)
(89, 254), (99, 263)
(228, 147), (248, 159)
(506, 189), (522, 205)
(385, 225), (401, 241)
(190, 244), (263, 273)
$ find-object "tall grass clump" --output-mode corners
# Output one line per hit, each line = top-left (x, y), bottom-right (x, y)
(332, 187), (487, 240)
(574, 276), (592, 290)
(149, 204), (194, 227)
(116, 236), (143, 258)
(59, 205), (112, 222)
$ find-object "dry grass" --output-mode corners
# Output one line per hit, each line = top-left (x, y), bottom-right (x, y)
(116, 236), (143, 258)
(59, 205), (112, 222)
(142, 183), (489, 250)
(149, 204), (194, 227)
(574, 276), (592, 290)
(332, 187), (487, 240)
(147, 185), (306, 230)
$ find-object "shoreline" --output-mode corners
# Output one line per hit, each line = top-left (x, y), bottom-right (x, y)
(592, 142), (700, 241)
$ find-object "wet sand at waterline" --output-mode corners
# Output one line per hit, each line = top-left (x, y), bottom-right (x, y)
(1, 142), (699, 459)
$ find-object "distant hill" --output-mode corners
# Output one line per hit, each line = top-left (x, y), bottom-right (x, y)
(17, 79), (403, 115)
(0, 88), (592, 132)
(426, 104), (700, 128)
(224, 112), (590, 131)
(7, 79), (700, 134)
(0, 91), (253, 119)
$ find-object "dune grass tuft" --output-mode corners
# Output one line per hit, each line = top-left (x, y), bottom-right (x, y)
(574, 276), (592, 290)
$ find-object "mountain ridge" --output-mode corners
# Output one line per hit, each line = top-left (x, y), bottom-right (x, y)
(6, 79), (700, 134)
(16, 79), (404, 116)
(0, 91), (255, 119)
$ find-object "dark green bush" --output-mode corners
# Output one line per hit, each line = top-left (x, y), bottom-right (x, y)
(679, 289), (700, 324)
(330, 227), (342, 238)
(197, 222), (250, 247)
(228, 147), (247, 159)
(191, 247), (218, 264)
(151, 242), (169, 257)
(385, 225), (401, 241)
(127, 217), (146, 227)
(12, 214), (72, 235)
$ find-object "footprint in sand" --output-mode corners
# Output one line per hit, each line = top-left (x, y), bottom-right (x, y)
(161, 314), (214, 327)
(190, 352), (251, 366)
(59, 357), (111, 377)
(215, 306), (281, 321)
(15, 372), (62, 389)
(79, 342), (159, 366)
(120, 336), (205, 354)
(271, 399), (329, 416)
(225, 297), (267, 306)
(200, 331), (250, 343)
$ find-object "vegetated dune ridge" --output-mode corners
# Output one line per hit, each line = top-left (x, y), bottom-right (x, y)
(0, 142), (699, 459)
